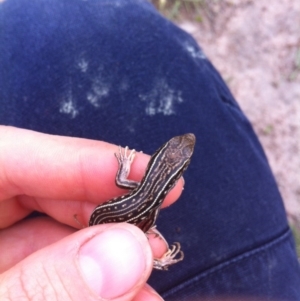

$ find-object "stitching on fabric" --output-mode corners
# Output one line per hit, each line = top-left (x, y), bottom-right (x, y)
(163, 228), (292, 297)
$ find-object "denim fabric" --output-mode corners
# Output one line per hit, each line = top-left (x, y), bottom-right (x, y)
(1, 0), (300, 299)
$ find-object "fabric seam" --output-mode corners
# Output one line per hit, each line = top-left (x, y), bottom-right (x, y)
(163, 228), (292, 297)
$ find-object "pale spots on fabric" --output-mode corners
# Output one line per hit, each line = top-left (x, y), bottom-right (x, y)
(185, 43), (206, 60)
(140, 78), (183, 116)
(86, 74), (111, 108)
(59, 80), (79, 118)
(77, 58), (89, 73)
(59, 98), (79, 118)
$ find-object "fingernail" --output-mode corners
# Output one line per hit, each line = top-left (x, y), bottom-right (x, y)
(181, 177), (185, 189)
(79, 228), (146, 299)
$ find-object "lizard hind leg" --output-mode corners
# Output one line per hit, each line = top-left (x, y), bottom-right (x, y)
(153, 242), (184, 270)
(147, 227), (184, 270)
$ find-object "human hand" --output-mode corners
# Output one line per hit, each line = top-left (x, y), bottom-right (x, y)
(0, 126), (184, 301)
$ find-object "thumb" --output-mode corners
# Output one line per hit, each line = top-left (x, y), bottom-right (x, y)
(0, 223), (154, 301)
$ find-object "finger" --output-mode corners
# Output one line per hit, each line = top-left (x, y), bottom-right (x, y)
(0, 126), (184, 227)
(0, 217), (75, 273)
(147, 231), (169, 259)
(0, 223), (153, 301)
(132, 284), (164, 301)
(0, 217), (168, 274)
(0, 197), (32, 229)
(9, 179), (183, 230)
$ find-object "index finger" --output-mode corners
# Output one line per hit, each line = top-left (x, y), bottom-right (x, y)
(0, 126), (184, 227)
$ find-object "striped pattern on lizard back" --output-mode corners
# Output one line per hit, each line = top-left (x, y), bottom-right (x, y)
(89, 134), (195, 233)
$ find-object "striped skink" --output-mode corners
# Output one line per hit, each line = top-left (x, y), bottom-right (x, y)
(89, 133), (196, 270)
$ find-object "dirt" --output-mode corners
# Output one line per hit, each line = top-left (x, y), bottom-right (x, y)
(178, 0), (300, 223)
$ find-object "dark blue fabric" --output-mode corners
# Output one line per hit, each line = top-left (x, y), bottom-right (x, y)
(1, 0), (300, 299)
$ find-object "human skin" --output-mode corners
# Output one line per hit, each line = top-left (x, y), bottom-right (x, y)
(0, 126), (184, 301)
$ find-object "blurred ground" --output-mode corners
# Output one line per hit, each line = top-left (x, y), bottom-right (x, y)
(169, 0), (300, 224)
